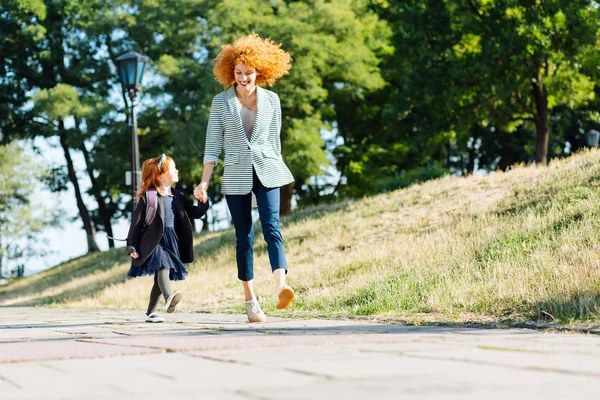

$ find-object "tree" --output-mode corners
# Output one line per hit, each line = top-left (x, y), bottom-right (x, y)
(202, 0), (392, 212)
(0, 142), (60, 278)
(0, 0), (132, 251)
(334, 0), (600, 197)
(456, 0), (599, 165)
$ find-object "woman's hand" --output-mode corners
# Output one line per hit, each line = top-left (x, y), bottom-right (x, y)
(194, 181), (209, 203)
(130, 252), (139, 259)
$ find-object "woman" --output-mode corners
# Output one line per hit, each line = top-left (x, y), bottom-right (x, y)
(194, 33), (295, 322)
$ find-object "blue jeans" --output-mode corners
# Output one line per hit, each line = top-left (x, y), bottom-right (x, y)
(225, 170), (288, 281)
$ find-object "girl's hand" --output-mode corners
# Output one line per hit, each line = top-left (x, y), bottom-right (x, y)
(194, 181), (209, 203)
(130, 252), (139, 259)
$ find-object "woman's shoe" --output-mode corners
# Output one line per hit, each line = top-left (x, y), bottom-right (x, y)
(165, 291), (183, 313)
(145, 313), (165, 323)
(276, 286), (295, 309)
(244, 299), (266, 323)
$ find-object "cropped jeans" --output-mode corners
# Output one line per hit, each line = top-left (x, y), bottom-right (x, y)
(225, 170), (288, 281)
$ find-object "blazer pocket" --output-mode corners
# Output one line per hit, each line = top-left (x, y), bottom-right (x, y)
(224, 152), (239, 166)
(262, 148), (279, 159)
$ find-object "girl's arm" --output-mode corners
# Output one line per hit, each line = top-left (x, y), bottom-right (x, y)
(179, 191), (209, 219)
(126, 197), (146, 254)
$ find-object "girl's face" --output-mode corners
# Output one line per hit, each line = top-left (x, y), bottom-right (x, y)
(160, 160), (179, 186)
(234, 63), (257, 92)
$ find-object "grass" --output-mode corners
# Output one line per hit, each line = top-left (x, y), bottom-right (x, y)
(2, 149), (600, 325)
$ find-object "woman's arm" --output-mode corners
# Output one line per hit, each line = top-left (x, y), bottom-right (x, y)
(194, 162), (215, 202)
(203, 96), (224, 165)
(196, 94), (223, 203)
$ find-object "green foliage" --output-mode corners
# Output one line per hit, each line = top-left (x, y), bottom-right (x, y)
(334, 0), (600, 195)
(4, 0), (600, 255)
(204, 0), (392, 191)
(0, 142), (60, 277)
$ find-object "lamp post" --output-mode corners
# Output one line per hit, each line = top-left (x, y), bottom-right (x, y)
(115, 51), (149, 212)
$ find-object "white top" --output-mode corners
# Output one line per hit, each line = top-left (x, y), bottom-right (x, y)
(237, 100), (256, 139)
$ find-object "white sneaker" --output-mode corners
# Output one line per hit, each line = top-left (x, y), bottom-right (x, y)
(145, 313), (165, 323)
(165, 291), (183, 314)
(244, 299), (266, 323)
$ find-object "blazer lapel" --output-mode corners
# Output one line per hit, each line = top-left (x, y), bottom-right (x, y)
(226, 86), (250, 145)
(250, 86), (267, 143)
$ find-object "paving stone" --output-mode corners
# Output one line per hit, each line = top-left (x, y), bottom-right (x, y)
(1, 306), (599, 400)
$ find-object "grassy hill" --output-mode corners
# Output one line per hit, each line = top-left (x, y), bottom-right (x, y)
(2, 149), (600, 324)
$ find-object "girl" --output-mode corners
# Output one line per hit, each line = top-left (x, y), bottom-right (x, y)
(127, 154), (208, 322)
(194, 33), (295, 323)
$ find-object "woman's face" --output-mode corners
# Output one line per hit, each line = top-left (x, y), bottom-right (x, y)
(234, 63), (257, 91)
(161, 160), (179, 185)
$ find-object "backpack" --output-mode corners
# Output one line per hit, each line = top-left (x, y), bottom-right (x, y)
(143, 187), (158, 226)
(111, 187), (159, 243)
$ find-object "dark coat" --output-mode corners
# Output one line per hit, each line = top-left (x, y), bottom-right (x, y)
(126, 189), (209, 267)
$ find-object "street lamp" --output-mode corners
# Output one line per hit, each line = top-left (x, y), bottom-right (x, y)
(586, 129), (600, 148)
(115, 51), (149, 211)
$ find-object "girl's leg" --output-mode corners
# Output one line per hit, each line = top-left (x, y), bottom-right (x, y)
(156, 266), (173, 301)
(146, 272), (162, 316)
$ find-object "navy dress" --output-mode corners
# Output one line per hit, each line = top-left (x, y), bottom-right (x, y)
(127, 196), (188, 281)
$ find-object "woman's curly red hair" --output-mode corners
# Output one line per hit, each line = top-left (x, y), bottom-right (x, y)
(213, 33), (292, 87)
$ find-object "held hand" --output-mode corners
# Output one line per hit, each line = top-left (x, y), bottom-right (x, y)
(130, 252), (139, 259)
(194, 182), (209, 203)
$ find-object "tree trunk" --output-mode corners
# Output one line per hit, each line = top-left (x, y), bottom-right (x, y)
(59, 123), (100, 253)
(532, 69), (550, 166)
(280, 183), (294, 217)
(79, 140), (115, 248)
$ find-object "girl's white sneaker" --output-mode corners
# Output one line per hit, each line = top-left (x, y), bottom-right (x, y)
(145, 313), (165, 323)
(165, 291), (183, 313)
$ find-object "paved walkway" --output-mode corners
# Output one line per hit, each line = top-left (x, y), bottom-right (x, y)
(0, 307), (599, 399)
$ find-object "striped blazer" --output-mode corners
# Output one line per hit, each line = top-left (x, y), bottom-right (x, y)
(203, 86), (294, 195)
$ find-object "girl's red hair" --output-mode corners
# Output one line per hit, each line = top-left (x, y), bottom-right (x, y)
(213, 33), (292, 88)
(135, 155), (173, 200)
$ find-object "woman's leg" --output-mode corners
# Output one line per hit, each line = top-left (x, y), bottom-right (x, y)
(253, 172), (287, 276)
(146, 272), (162, 316)
(242, 280), (256, 302)
(227, 189), (266, 321)
(253, 171), (294, 309)
(273, 268), (286, 292)
(226, 193), (255, 282)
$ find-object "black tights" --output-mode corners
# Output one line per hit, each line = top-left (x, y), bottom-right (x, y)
(146, 267), (173, 316)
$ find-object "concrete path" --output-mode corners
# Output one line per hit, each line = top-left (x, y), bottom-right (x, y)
(0, 307), (599, 399)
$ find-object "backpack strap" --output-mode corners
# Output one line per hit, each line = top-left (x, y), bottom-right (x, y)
(145, 187), (158, 226)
